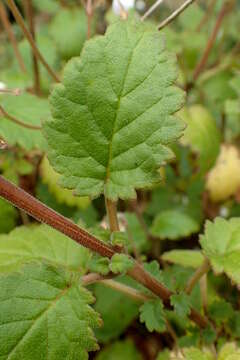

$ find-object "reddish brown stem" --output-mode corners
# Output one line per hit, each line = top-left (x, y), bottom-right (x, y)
(193, 0), (233, 82)
(0, 175), (209, 328)
(0, 2), (26, 73)
(23, 0), (41, 95)
(6, 0), (60, 83)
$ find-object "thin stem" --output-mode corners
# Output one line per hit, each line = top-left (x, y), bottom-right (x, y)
(0, 2), (26, 73)
(193, 0), (233, 82)
(23, 0), (41, 95)
(81, 272), (114, 285)
(186, 258), (210, 295)
(157, 0), (196, 31)
(141, 0), (164, 21)
(6, 0), (60, 83)
(105, 198), (120, 232)
(0, 105), (42, 130)
(0, 175), (209, 329)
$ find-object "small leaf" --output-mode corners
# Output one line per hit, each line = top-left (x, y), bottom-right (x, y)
(96, 339), (142, 360)
(44, 18), (185, 201)
(170, 293), (191, 320)
(208, 300), (234, 325)
(111, 231), (129, 247)
(0, 93), (48, 150)
(162, 250), (204, 269)
(139, 299), (166, 333)
(88, 255), (110, 275)
(179, 105), (220, 172)
(0, 224), (91, 274)
(109, 254), (134, 274)
(150, 210), (199, 240)
(200, 217), (240, 283)
(0, 262), (101, 360)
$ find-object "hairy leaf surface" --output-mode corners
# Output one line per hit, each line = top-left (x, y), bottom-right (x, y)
(44, 18), (185, 200)
(0, 263), (101, 360)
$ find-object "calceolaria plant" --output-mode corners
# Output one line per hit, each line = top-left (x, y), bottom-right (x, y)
(0, 0), (240, 359)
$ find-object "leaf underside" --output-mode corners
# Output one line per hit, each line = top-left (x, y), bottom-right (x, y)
(44, 18), (185, 200)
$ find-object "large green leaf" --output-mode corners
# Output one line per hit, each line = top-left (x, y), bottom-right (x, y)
(150, 210), (199, 240)
(0, 93), (48, 150)
(162, 250), (204, 269)
(0, 224), (90, 273)
(0, 262), (101, 360)
(44, 18), (184, 200)
(200, 217), (240, 284)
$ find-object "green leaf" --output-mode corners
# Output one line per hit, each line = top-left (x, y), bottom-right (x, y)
(88, 255), (110, 275)
(40, 156), (90, 209)
(50, 8), (91, 61)
(182, 347), (214, 360)
(96, 339), (143, 360)
(170, 293), (191, 320)
(125, 212), (149, 253)
(44, 18), (185, 201)
(0, 93), (48, 150)
(208, 300), (234, 325)
(0, 198), (18, 234)
(150, 210), (199, 240)
(162, 250), (204, 269)
(139, 299), (166, 333)
(0, 262), (101, 360)
(109, 254), (134, 274)
(179, 105), (221, 172)
(200, 217), (240, 283)
(218, 343), (240, 360)
(156, 349), (170, 360)
(202, 326), (216, 345)
(0, 224), (91, 274)
(92, 277), (139, 343)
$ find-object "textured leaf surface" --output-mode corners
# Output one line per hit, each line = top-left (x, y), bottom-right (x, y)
(0, 262), (101, 360)
(200, 217), (240, 283)
(0, 224), (90, 273)
(150, 210), (199, 240)
(40, 156), (90, 209)
(162, 250), (204, 269)
(50, 8), (90, 60)
(179, 105), (220, 172)
(206, 145), (240, 202)
(96, 339), (142, 360)
(0, 93), (48, 150)
(44, 18), (185, 200)
(139, 299), (166, 333)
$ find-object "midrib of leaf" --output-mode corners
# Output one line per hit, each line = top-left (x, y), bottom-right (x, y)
(105, 32), (144, 186)
(6, 284), (73, 360)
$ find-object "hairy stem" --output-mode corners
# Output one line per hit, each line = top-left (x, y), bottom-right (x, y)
(0, 2), (26, 73)
(0, 105), (42, 130)
(23, 0), (41, 95)
(105, 198), (120, 232)
(158, 0), (196, 31)
(186, 258), (210, 294)
(6, 0), (60, 83)
(193, 0), (233, 82)
(0, 175), (209, 328)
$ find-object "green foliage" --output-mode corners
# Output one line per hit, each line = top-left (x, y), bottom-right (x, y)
(50, 8), (90, 61)
(0, 93), (48, 150)
(0, 198), (18, 234)
(44, 18), (184, 200)
(96, 339), (142, 360)
(0, 262), (101, 360)
(0, 224), (91, 273)
(200, 217), (240, 283)
(162, 250), (204, 269)
(151, 210), (199, 240)
(109, 254), (134, 274)
(139, 299), (166, 333)
(170, 293), (191, 320)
